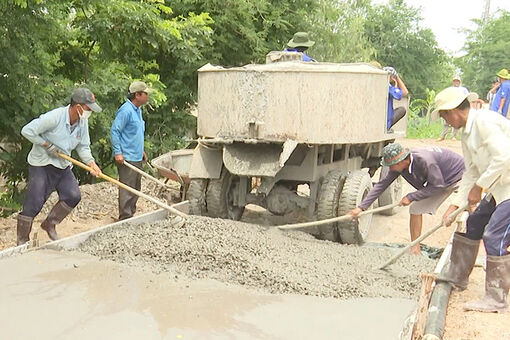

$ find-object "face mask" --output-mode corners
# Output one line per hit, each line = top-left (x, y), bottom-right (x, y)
(77, 104), (92, 120)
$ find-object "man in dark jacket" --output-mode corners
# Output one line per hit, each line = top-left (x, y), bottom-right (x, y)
(349, 142), (465, 254)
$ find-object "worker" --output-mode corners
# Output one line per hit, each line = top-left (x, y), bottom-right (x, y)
(383, 66), (408, 131)
(435, 86), (510, 313)
(17, 88), (103, 245)
(111, 81), (152, 220)
(348, 142), (465, 255)
(284, 32), (316, 62)
(438, 75), (468, 141)
(490, 68), (510, 117)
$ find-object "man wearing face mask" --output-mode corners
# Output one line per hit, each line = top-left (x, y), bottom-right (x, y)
(111, 81), (152, 220)
(17, 87), (103, 245)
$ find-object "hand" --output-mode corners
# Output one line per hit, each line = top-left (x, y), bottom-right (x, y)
(399, 196), (412, 206)
(88, 161), (102, 177)
(467, 185), (482, 212)
(114, 154), (124, 165)
(442, 204), (458, 227)
(348, 207), (363, 220)
(45, 143), (61, 157)
(498, 109), (503, 114)
(142, 151), (147, 163)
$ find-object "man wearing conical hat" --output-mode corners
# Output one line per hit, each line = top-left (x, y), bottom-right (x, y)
(490, 68), (510, 117)
(433, 86), (510, 313)
(284, 32), (316, 62)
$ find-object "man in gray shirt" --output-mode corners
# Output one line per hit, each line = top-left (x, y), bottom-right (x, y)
(349, 143), (465, 254)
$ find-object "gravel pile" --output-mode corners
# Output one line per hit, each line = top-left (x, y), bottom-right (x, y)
(80, 215), (436, 300)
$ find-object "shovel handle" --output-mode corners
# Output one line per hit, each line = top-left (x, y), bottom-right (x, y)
(57, 153), (187, 218)
(278, 202), (400, 230)
(376, 204), (468, 270)
(122, 160), (180, 192)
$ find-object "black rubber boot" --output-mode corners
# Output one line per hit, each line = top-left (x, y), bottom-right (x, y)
(464, 254), (510, 313)
(40, 201), (73, 241)
(436, 232), (480, 290)
(17, 214), (33, 246)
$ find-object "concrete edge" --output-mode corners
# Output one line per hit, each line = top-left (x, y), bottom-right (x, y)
(0, 201), (189, 259)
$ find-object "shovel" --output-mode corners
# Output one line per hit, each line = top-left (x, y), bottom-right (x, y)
(57, 152), (187, 219)
(122, 160), (181, 192)
(376, 204), (468, 271)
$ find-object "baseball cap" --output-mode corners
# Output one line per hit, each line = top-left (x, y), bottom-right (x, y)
(430, 87), (478, 120)
(71, 88), (102, 112)
(129, 81), (153, 94)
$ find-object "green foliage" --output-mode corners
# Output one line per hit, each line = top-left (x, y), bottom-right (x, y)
(457, 10), (510, 97)
(406, 104), (444, 139)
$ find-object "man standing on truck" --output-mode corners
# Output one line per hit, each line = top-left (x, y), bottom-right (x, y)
(383, 66), (408, 131)
(284, 32), (316, 62)
(435, 86), (510, 313)
(348, 142), (465, 255)
(17, 88), (103, 245)
(111, 81), (151, 220)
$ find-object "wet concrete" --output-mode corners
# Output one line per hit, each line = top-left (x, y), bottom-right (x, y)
(0, 250), (415, 339)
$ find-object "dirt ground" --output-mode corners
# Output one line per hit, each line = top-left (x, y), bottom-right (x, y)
(0, 138), (508, 339)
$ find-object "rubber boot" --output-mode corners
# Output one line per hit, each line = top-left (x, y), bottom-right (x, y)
(40, 201), (73, 241)
(464, 254), (510, 313)
(17, 214), (33, 246)
(436, 232), (480, 290)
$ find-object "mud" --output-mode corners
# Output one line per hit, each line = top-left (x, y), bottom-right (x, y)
(80, 215), (435, 300)
(0, 250), (416, 339)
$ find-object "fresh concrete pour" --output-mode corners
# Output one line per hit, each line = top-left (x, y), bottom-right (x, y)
(80, 215), (435, 300)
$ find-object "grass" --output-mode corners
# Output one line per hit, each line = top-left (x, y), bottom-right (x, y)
(405, 109), (459, 140)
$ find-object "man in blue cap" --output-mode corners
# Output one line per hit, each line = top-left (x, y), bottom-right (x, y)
(17, 88), (103, 245)
(349, 142), (465, 254)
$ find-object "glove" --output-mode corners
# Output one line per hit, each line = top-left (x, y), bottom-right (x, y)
(383, 66), (398, 78)
(45, 143), (61, 157)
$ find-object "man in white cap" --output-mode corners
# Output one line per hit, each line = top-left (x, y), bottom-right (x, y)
(349, 142), (465, 254)
(111, 81), (152, 220)
(433, 86), (510, 313)
(17, 88), (103, 245)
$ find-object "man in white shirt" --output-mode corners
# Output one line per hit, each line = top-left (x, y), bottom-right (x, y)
(432, 86), (510, 313)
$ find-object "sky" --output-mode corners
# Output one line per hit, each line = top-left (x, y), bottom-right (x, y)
(372, 0), (510, 56)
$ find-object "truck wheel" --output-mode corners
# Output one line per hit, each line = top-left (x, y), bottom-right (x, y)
(187, 179), (208, 216)
(316, 170), (346, 242)
(206, 169), (244, 220)
(337, 170), (373, 245)
(377, 166), (402, 216)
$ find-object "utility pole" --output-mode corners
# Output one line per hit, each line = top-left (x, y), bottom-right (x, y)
(482, 0), (491, 23)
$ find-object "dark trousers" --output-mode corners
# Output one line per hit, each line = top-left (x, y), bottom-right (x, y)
(465, 196), (510, 256)
(117, 161), (142, 220)
(21, 165), (81, 218)
(389, 107), (407, 129)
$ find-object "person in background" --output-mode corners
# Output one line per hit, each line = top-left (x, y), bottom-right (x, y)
(438, 76), (468, 141)
(284, 32), (316, 62)
(433, 86), (510, 313)
(111, 81), (152, 220)
(383, 66), (408, 131)
(487, 78), (500, 107)
(348, 143), (465, 255)
(17, 88), (102, 245)
(490, 68), (510, 117)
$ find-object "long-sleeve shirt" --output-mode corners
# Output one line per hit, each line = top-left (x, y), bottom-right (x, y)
(359, 148), (465, 210)
(387, 85), (403, 129)
(490, 80), (510, 116)
(110, 99), (145, 162)
(451, 108), (510, 207)
(21, 105), (94, 169)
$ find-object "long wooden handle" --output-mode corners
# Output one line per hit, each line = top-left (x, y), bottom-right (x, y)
(57, 153), (187, 218)
(376, 204), (468, 270)
(123, 160), (180, 192)
(278, 202), (400, 230)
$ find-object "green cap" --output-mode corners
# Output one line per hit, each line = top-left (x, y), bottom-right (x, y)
(497, 69), (510, 79)
(381, 143), (410, 167)
(287, 32), (315, 48)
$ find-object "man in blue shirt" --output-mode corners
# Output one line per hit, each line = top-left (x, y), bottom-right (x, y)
(111, 81), (151, 220)
(284, 32), (316, 62)
(17, 88), (103, 245)
(384, 66), (409, 130)
(490, 68), (510, 117)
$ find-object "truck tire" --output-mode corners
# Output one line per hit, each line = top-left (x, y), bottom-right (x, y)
(206, 168), (244, 220)
(377, 166), (402, 216)
(337, 170), (373, 245)
(187, 179), (208, 216)
(316, 170), (346, 242)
